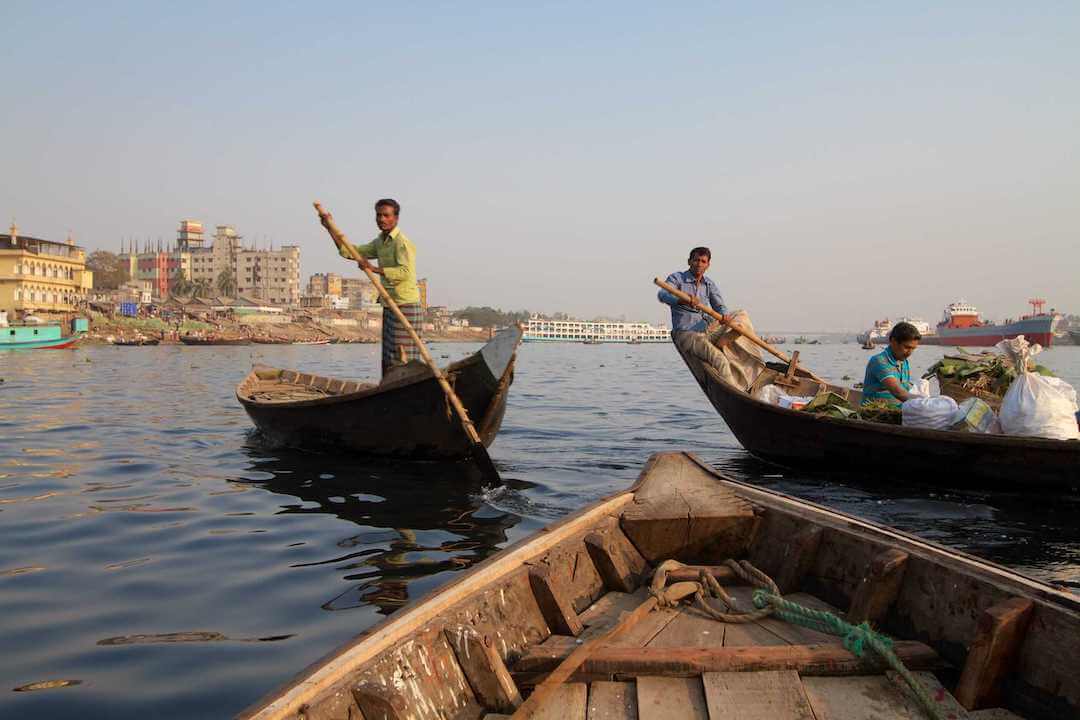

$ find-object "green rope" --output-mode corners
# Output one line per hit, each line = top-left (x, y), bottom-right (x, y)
(752, 590), (959, 720)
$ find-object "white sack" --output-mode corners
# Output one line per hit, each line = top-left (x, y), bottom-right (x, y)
(908, 378), (933, 397)
(902, 395), (959, 430)
(995, 336), (1080, 440)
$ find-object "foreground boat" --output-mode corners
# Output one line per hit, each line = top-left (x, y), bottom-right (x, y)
(674, 332), (1080, 488)
(0, 317), (88, 350)
(239, 452), (1078, 720)
(236, 325), (521, 458)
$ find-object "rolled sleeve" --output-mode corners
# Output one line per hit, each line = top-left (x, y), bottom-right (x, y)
(708, 282), (726, 316)
(657, 273), (681, 306)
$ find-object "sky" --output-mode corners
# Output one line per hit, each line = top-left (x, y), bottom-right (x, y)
(2, 1), (1077, 331)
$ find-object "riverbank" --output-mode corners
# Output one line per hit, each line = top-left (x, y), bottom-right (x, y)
(83, 311), (493, 345)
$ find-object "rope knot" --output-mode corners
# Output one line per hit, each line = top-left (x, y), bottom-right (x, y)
(842, 621), (892, 658)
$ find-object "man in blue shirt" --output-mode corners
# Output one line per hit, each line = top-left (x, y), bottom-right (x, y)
(862, 322), (921, 406)
(657, 246), (727, 334)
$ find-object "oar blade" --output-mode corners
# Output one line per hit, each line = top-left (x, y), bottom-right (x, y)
(469, 442), (502, 484)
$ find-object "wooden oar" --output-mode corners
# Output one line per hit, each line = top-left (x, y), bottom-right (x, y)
(314, 202), (501, 482)
(654, 277), (827, 384)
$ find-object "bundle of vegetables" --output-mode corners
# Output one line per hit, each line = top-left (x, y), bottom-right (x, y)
(802, 391), (858, 419)
(924, 349), (1055, 402)
(857, 400), (902, 425)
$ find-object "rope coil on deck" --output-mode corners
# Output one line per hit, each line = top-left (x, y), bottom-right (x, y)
(649, 558), (955, 720)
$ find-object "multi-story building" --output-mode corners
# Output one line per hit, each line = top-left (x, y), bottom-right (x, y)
(236, 245), (301, 306)
(340, 277), (379, 308)
(124, 221), (301, 305)
(307, 272), (342, 297)
(0, 224), (94, 313)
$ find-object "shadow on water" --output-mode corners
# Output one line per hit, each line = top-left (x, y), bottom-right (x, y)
(234, 437), (529, 614)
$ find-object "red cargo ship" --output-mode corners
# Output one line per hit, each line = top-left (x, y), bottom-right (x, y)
(920, 298), (1060, 347)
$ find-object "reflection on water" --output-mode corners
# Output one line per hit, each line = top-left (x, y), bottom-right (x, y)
(236, 443), (524, 614)
(0, 341), (1077, 718)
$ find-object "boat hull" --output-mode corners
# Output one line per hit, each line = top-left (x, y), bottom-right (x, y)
(237, 326), (521, 459)
(922, 315), (1058, 347)
(0, 335), (82, 350)
(675, 342), (1080, 488)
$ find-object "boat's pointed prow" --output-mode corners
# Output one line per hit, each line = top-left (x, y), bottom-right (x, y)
(480, 325), (523, 381)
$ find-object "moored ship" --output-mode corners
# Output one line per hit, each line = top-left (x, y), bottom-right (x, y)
(855, 317), (932, 345)
(523, 315), (669, 343)
(921, 298), (1060, 347)
(0, 312), (88, 350)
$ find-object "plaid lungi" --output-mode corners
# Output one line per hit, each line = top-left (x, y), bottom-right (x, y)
(382, 303), (423, 376)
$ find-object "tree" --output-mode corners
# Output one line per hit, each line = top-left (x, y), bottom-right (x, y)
(216, 269), (237, 297)
(87, 250), (128, 289)
(192, 279), (213, 297)
(452, 306), (531, 327)
(171, 269), (193, 296)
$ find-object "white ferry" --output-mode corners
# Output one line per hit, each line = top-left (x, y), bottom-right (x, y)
(523, 315), (670, 343)
(856, 316), (933, 345)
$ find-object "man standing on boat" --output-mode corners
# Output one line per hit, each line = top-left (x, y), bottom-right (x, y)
(336, 198), (421, 377)
(657, 246), (727, 339)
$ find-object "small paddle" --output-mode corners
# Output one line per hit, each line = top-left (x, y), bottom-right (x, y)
(314, 202), (501, 482)
(654, 276), (828, 384)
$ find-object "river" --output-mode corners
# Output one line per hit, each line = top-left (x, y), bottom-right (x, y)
(1, 340), (1077, 718)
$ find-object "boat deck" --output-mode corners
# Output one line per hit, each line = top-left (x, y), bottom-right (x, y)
(238, 367), (377, 404)
(493, 584), (1020, 720)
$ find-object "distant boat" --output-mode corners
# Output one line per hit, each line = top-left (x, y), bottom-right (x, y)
(1, 317), (88, 350)
(920, 299), (1060, 347)
(763, 336), (786, 345)
(180, 334), (251, 346)
(112, 336), (160, 346)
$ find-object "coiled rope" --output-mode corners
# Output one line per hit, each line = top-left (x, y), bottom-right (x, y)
(649, 558), (956, 720)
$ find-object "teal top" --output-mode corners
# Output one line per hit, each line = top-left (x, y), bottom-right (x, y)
(862, 346), (911, 406)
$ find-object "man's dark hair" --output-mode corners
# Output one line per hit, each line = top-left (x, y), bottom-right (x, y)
(688, 246), (711, 261)
(375, 198), (400, 216)
(889, 321), (922, 343)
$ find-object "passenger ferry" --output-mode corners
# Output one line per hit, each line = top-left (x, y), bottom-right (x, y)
(0, 312), (88, 350)
(523, 315), (670, 343)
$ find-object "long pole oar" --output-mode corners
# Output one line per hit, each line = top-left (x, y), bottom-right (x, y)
(654, 277), (828, 384)
(314, 202), (501, 482)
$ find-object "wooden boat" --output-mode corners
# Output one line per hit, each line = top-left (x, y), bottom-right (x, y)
(236, 325), (521, 458)
(675, 343), (1080, 488)
(252, 337), (291, 345)
(180, 334), (251, 346)
(112, 336), (160, 346)
(239, 452), (1079, 720)
(1, 317), (88, 350)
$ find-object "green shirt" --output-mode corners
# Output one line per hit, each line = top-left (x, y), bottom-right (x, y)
(339, 226), (419, 305)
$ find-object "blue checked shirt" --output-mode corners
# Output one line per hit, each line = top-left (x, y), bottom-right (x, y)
(657, 270), (727, 332)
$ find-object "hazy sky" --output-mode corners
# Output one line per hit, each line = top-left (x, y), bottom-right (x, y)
(3, 2), (1077, 330)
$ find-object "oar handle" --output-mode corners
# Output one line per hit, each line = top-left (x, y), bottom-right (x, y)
(315, 202), (483, 445)
(654, 277), (827, 384)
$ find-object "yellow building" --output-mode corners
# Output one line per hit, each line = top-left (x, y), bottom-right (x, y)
(0, 224), (94, 313)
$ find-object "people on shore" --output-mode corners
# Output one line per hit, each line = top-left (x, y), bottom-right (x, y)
(861, 322), (921, 406)
(657, 246), (727, 339)
(336, 198), (420, 376)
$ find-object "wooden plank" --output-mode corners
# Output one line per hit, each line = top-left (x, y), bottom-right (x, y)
(722, 587), (841, 647)
(609, 606), (679, 647)
(647, 604), (727, 649)
(445, 626), (522, 713)
(578, 589), (648, 640)
(702, 670), (815, 719)
(352, 682), (408, 720)
(620, 453), (757, 563)
(663, 565), (738, 584)
(513, 641), (941, 681)
(530, 566), (584, 636)
(888, 670), (967, 720)
(956, 597), (1035, 711)
(802, 676), (926, 720)
(529, 683), (587, 720)
(636, 677), (707, 720)
(584, 530), (646, 593)
(774, 526), (823, 594)
(847, 548), (909, 624)
(586, 681), (636, 720)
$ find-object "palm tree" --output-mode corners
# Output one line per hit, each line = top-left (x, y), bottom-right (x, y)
(216, 269), (237, 297)
(171, 269), (193, 296)
(192, 279), (213, 298)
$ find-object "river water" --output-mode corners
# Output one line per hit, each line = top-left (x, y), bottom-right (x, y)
(1, 340), (1078, 718)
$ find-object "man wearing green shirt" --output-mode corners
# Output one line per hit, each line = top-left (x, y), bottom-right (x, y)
(337, 198), (421, 377)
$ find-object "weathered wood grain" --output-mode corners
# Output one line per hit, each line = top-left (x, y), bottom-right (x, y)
(956, 597), (1034, 711)
(445, 626), (522, 713)
(586, 681), (637, 720)
(702, 670), (815, 720)
(802, 675), (927, 720)
(847, 548), (909, 625)
(636, 677), (707, 720)
(530, 566), (584, 637)
(584, 530), (646, 593)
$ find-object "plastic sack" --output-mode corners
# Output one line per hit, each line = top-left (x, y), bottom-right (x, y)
(996, 336), (1080, 440)
(756, 384), (814, 410)
(902, 395), (959, 430)
(908, 378), (933, 397)
(949, 397), (997, 434)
